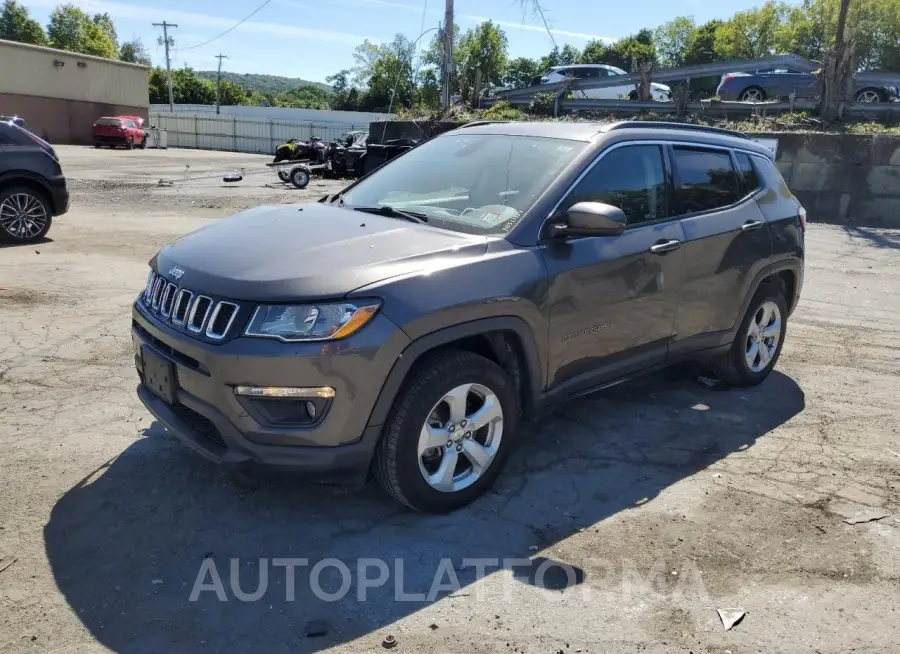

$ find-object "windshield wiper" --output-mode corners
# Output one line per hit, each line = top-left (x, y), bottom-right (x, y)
(350, 205), (428, 224)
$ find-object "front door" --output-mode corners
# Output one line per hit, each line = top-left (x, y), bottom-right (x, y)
(541, 143), (686, 393)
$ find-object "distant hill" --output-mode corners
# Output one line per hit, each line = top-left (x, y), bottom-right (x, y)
(195, 71), (331, 94)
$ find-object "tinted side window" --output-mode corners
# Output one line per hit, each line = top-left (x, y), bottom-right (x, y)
(750, 154), (791, 193)
(735, 152), (761, 194)
(670, 146), (740, 214)
(564, 144), (667, 226)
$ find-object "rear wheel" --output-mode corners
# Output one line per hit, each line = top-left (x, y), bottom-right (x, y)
(0, 186), (53, 244)
(712, 284), (787, 387)
(139, 135), (147, 149)
(738, 86), (767, 102)
(373, 350), (520, 513)
(853, 88), (883, 103)
(277, 170), (290, 182)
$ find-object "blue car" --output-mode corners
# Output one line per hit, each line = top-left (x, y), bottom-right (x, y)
(716, 67), (897, 103)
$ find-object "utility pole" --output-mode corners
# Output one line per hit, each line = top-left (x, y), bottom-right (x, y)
(153, 21), (177, 112)
(215, 54), (228, 115)
(440, 0), (454, 109)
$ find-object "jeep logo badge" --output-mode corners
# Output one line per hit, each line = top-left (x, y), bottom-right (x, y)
(168, 266), (185, 280)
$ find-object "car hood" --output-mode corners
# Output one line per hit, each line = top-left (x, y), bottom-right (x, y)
(151, 203), (489, 301)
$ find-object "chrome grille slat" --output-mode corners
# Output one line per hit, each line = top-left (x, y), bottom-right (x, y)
(187, 296), (213, 334)
(205, 302), (239, 339)
(171, 289), (193, 325)
(139, 271), (239, 341)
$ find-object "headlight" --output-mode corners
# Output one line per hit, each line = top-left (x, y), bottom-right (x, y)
(245, 302), (381, 342)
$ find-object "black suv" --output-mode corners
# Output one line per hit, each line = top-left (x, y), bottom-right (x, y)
(132, 121), (805, 513)
(0, 120), (69, 244)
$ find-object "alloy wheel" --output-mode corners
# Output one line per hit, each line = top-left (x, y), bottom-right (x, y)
(417, 383), (504, 493)
(0, 193), (48, 241)
(855, 90), (881, 103)
(740, 88), (765, 102)
(745, 300), (782, 373)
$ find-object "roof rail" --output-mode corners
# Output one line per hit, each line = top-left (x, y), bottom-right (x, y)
(604, 120), (752, 140)
(458, 120), (510, 128)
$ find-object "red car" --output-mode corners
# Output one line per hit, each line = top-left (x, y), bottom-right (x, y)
(92, 116), (146, 149)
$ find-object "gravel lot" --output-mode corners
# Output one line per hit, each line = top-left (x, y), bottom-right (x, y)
(1, 145), (898, 654)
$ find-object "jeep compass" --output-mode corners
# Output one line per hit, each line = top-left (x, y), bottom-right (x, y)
(132, 120), (805, 513)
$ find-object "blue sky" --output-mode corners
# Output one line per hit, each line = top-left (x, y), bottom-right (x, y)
(23, 0), (790, 82)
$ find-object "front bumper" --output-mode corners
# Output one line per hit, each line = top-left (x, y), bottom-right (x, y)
(132, 302), (409, 475)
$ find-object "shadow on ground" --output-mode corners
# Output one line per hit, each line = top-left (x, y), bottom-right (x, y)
(45, 370), (804, 653)
(0, 236), (53, 249)
(841, 225), (900, 251)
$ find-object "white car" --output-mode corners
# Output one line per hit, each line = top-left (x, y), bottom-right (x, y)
(540, 64), (671, 101)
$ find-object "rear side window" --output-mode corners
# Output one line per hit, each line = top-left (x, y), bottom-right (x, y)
(735, 152), (761, 195)
(750, 154), (790, 193)
(95, 118), (122, 126)
(670, 146), (741, 214)
(564, 144), (667, 226)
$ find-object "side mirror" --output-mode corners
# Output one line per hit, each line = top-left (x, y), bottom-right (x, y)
(552, 202), (626, 237)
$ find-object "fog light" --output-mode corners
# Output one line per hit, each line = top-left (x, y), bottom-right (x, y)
(306, 401), (317, 420)
(233, 385), (335, 399)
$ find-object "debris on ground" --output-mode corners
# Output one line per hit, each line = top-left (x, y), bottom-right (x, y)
(828, 501), (890, 525)
(841, 508), (890, 525)
(697, 376), (719, 388)
(716, 608), (746, 631)
(382, 634), (398, 649)
(0, 557), (17, 574)
(151, 579), (162, 585)
(428, 623), (439, 630)
(304, 620), (329, 638)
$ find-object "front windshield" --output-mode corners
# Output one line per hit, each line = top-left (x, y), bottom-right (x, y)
(339, 133), (586, 235)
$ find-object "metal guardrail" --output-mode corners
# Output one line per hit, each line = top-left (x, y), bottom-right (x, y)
(486, 96), (900, 118)
(496, 54), (900, 101)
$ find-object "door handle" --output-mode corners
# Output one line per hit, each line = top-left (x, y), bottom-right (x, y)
(741, 220), (765, 231)
(649, 239), (681, 254)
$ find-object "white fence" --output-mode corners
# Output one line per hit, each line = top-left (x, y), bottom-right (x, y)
(148, 111), (381, 155)
(149, 104), (393, 124)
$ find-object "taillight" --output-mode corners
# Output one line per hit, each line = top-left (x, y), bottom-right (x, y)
(798, 206), (807, 231)
(721, 74), (734, 86)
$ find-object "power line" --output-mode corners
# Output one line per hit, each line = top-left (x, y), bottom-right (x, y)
(175, 0), (273, 52)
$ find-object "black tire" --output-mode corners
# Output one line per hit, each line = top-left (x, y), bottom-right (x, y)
(373, 350), (520, 513)
(853, 87), (883, 104)
(277, 170), (290, 182)
(94, 142), (101, 149)
(738, 86), (767, 102)
(139, 136), (147, 149)
(628, 90), (638, 100)
(712, 283), (788, 387)
(290, 167), (310, 189)
(0, 186), (53, 244)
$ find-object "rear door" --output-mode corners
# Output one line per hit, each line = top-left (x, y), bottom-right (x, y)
(541, 143), (686, 392)
(667, 144), (773, 357)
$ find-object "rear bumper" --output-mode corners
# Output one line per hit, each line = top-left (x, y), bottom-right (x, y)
(48, 177), (69, 216)
(94, 135), (128, 145)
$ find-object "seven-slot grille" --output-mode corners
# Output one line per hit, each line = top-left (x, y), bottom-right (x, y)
(141, 270), (240, 341)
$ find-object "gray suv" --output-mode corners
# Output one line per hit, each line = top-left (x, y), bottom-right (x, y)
(132, 121), (805, 513)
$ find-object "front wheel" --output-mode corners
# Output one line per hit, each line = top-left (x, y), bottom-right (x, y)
(373, 350), (520, 513)
(0, 187), (53, 244)
(712, 284), (788, 386)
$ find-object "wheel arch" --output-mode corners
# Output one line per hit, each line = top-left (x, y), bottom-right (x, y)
(365, 316), (543, 430)
(0, 173), (55, 213)
(733, 261), (801, 335)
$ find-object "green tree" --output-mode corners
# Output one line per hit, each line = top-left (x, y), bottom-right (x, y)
(682, 19), (722, 65)
(92, 12), (116, 45)
(456, 20), (508, 102)
(604, 30), (656, 71)
(0, 0), (47, 45)
(580, 39), (610, 64)
(713, 1), (789, 60)
(171, 67), (216, 104)
(353, 34), (417, 111)
(147, 67), (169, 104)
(503, 56), (540, 88)
(217, 80), (246, 106)
(47, 4), (117, 58)
(654, 16), (697, 67)
(119, 37), (150, 65)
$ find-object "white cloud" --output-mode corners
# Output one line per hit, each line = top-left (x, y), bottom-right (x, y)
(26, 0), (379, 45)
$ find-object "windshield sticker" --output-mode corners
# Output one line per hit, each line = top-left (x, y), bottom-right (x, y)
(481, 211), (501, 225)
